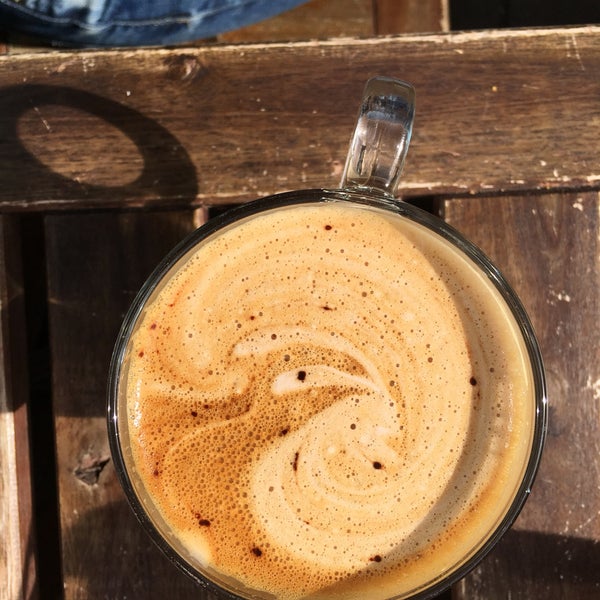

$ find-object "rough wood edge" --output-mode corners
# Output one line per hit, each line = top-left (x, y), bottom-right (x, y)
(0, 23), (598, 62)
(0, 216), (37, 600)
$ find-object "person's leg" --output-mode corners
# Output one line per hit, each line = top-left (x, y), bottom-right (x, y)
(0, 0), (310, 47)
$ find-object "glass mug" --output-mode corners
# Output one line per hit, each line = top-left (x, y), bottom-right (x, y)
(108, 77), (547, 600)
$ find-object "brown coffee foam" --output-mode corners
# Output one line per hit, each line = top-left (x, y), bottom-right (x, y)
(123, 202), (534, 599)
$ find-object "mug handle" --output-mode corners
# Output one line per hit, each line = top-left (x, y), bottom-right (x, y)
(340, 76), (415, 198)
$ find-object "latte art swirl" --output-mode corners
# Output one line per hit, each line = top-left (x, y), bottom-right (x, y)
(124, 202), (534, 599)
(250, 329), (465, 573)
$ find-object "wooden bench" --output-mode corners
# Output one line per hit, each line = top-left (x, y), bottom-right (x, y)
(0, 11), (599, 600)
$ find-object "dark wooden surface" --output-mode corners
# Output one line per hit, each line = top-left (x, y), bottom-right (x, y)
(1, 26), (599, 214)
(0, 216), (36, 600)
(444, 194), (600, 599)
(45, 212), (204, 599)
(0, 21), (598, 600)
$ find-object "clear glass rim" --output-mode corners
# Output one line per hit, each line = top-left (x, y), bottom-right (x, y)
(107, 188), (548, 600)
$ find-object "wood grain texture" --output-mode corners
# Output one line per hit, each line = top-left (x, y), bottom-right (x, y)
(0, 216), (37, 600)
(1, 24), (599, 600)
(444, 192), (600, 599)
(43, 211), (217, 599)
(0, 26), (598, 212)
(219, 0), (374, 43)
(374, 0), (449, 34)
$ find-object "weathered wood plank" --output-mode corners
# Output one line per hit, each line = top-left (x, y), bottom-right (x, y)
(0, 26), (598, 212)
(219, 0), (450, 43)
(444, 192), (600, 598)
(43, 210), (218, 599)
(219, 0), (374, 43)
(375, 0), (449, 34)
(0, 216), (37, 600)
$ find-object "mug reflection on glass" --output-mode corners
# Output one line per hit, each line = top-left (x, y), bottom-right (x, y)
(107, 77), (547, 600)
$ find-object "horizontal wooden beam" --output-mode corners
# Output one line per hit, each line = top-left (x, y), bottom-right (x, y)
(0, 26), (598, 212)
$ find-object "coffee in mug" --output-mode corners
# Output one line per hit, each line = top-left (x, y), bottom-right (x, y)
(108, 77), (546, 600)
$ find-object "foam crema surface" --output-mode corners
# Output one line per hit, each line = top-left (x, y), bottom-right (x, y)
(119, 199), (535, 600)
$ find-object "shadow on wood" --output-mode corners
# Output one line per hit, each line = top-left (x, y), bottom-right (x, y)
(458, 528), (600, 598)
(0, 84), (198, 211)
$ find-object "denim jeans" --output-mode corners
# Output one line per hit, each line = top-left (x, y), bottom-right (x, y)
(0, 0), (309, 46)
